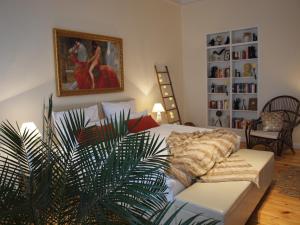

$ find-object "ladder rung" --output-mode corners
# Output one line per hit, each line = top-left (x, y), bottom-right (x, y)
(162, 96), (174, 98)
(159, 83), (171, 85)
(156, 71), (168, 74)
(166, 108), (177, 111)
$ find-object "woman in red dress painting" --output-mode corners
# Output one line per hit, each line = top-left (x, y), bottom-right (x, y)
(69, 41), (120, 90)
(69, 41), (92, 89)
(89, 41), (120, 89)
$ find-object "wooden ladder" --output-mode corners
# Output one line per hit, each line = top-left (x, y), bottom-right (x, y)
(154, 65), (182, 125)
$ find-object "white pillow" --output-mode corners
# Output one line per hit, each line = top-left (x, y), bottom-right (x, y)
(83, 105), (100, 122)
(87, 118), (107, 127)
(130, 110), (148, 119)
(52, 105), (99, 132)
(102, 100), (136, 119)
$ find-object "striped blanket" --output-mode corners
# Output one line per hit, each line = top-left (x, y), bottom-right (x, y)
(166, 129), (259, 187)
(200, 154), (259, 187)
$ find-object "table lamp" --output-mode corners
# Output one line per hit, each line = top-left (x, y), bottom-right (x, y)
(20, 122), (40, 137)
(152, 103), (165, 122)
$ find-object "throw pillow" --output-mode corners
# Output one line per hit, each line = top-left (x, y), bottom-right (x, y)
(76, 124), (113, 144)
(261, 111), (284, 132)
(128, 115), (159, 133)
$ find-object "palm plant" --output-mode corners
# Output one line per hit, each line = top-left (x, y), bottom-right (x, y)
(0, 96), (218, 225)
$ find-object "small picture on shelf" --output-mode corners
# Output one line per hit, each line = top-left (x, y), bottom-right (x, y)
(248, 98), (257, 111)
(243, 63), (252, 77)
(210, 100), (217, 109)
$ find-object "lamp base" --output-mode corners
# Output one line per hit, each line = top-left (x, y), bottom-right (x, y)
(156, 112), (162, 122)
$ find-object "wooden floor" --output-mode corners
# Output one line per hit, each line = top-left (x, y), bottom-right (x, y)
(245, 146), (300, 225)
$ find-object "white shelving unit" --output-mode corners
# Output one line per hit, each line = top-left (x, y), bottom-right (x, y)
(206, 27), (259, 130)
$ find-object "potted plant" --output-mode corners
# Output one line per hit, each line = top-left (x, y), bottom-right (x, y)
(0, 96), (217, 225)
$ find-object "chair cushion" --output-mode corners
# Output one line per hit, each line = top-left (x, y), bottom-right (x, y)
(261, 111), (284, 132)
(250, 130), (279, 139)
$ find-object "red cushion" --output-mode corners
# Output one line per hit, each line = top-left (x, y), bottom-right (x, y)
(128, 115), (159, 133)
(76, 124), (113, 144)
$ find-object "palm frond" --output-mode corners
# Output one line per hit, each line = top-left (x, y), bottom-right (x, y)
(0, 96), (219, 225)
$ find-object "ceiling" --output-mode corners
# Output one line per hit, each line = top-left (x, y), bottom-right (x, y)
(170, 0), (202, 4)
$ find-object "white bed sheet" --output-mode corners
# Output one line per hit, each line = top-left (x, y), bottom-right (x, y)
(146, 124), (241, 201)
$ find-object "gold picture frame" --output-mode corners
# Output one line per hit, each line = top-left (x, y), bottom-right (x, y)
(53, 28), (124, 96)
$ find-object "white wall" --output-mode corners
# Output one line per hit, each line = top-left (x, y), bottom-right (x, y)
(1, 0), (299, 145)
(181, 0), (300, 145)
(0, 0), (182, 129)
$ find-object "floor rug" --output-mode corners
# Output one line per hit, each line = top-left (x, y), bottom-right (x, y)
(274, 164), (300, 198)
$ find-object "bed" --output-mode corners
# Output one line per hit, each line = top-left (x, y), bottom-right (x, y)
(51, 101), (274, 225)
(147, 124), (274, 225)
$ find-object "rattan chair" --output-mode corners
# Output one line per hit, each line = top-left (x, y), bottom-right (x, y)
(245, 95), (300, 156)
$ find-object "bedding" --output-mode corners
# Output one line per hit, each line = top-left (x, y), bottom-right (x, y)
(166, 129), (240, 187)
(200, 154), (259, 187)
(147, 125), (244, 199)
(102, 100), (136, 118)
(147, 124), (213, 198)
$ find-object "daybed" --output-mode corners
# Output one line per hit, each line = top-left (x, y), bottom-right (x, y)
(148, 124), (274, 225)
(51, 101), (274, 225)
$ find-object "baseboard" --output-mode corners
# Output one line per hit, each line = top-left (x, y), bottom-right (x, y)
(294, 143), (300, 149)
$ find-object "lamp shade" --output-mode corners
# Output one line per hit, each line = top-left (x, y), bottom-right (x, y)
(20, 122), (40, 136)
(152, 103), (165, 113)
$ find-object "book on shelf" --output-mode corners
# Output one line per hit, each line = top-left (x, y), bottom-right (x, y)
(232, 46), (257, 60)
(232, 118), (251, 129)
(210, 84), (228, 93)
(209, 99), (229, 110)
(209, 66), (230, 78)
(232, 83), (256, 93)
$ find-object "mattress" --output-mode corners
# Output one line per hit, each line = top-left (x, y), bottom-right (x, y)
(146, 124), (241, 200)
(173, 149), (274, 225)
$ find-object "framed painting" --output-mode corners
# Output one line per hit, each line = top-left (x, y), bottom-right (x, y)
(53, 28), (124, 96)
